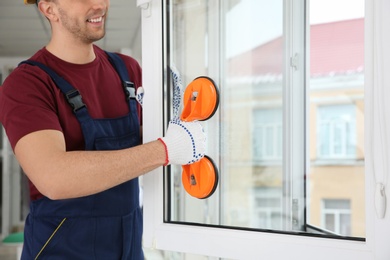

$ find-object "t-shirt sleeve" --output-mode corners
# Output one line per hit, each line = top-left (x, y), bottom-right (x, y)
(0, 65), (63, 150)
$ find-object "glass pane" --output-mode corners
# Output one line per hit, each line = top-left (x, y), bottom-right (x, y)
(166, 0), (284, 231)
(165, 0), (365, 240)
(308, 0), (365, 238)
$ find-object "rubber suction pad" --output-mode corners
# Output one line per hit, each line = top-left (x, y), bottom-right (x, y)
(180, 77), (219, 122)
(181, 155), (219, 199)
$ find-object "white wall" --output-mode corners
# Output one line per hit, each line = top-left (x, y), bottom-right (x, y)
(0, 57), (28, 84)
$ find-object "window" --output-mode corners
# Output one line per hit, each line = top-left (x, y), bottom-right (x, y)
(317, 105), (356, 160)
(322, 199), (351, 236)
(253, 109), (283, 163)
(141, 0), (390, 259)
(162, 0), (364, 238)
(253, 187), (283, 230)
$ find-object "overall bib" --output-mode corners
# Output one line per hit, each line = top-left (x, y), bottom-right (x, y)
(19, 53), (143, 260)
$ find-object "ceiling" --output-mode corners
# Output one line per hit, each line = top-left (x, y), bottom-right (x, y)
(0, 0), (142, 59)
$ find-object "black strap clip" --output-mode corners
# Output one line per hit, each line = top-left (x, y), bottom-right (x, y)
(65, 89), (86, 112)
(123, 81), (136, 100)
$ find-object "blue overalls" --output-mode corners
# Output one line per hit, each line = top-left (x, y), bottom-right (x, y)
(19, 52), (143, 260)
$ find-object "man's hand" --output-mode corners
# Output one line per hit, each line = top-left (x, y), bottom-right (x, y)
(159, 120), (206, 165)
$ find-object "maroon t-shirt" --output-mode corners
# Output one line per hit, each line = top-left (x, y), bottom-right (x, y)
(0, 45), (142, 200)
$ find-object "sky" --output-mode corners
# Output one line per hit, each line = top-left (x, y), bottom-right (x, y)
(226, 0), (365, 57)
(310, 0), (365, 24)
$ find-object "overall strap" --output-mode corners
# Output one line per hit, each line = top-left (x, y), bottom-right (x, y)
(19, 54), (136, 118)
(19, 60), (87, 114)
(105, 51), (136, 101)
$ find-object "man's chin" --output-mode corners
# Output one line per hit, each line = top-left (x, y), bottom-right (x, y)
(87, 32), (106, 44)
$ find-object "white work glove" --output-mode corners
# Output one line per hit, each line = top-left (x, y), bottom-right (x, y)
(136, 86), (144, 107)
(159, 120), (206, 165)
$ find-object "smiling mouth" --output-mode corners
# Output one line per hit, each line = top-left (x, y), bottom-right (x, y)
(87, 16), (104, 23)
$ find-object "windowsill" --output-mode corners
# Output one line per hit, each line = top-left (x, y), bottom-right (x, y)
(311, 159), (364, 166)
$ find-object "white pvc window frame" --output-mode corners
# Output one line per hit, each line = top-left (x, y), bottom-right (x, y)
(140, 0), (390, 259)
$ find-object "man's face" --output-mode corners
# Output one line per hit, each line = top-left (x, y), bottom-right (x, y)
(54, 0), (110, 44)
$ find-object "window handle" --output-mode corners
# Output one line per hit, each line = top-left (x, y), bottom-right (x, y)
(137, 0), (152, 17)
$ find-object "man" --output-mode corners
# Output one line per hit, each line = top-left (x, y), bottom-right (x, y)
(0, 0), (206, 259)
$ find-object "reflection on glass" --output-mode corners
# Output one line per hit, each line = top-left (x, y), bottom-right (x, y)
(166, 0), (365, 239)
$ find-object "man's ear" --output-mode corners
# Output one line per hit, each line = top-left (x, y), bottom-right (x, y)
(37, 1), (59, 22)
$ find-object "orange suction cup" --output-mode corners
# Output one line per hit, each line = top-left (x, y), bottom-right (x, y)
(180, 77), (219, 122)
(181, 155), (219, 199)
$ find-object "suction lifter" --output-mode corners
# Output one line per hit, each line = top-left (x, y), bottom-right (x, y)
(180, 76), (220, 199)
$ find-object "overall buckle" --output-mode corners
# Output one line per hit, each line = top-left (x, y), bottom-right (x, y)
(65, 89), (86, 112)
(123, 81), (136, 100)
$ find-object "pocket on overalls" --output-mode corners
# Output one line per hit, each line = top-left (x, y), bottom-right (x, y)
(121, 208), (144, 260)
(94, 131), (139, 151)
(34, 217), (99, 260)
(33, 217), (69, 259)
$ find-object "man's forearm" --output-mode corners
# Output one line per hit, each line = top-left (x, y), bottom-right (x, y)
(44, 140), (166, 199)
(15, 130), (166, 200)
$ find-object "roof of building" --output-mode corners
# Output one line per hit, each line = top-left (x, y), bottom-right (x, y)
(228, 18), (364, 78)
